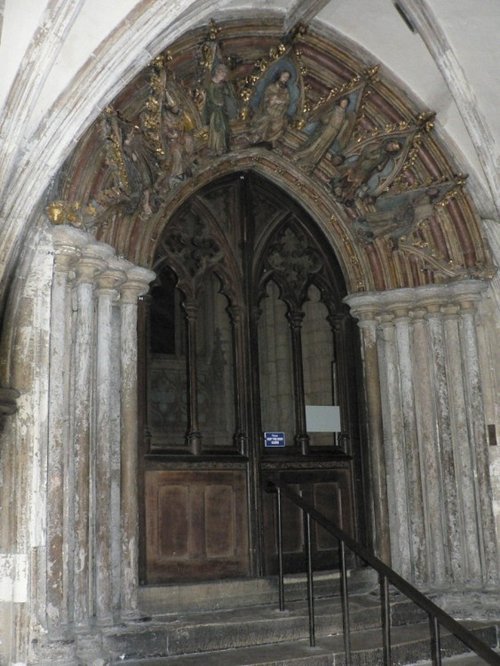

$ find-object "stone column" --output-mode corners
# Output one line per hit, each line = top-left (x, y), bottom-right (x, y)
(410, 306), (446, 586)
(393, 305), (426, 584)
(46, 227), (84, 639)
(345, 281), (499, 593)
(95, 265), (127, 626)
(377, 310), (412, 579)
(0, 387), (19, 424)
(425, 300), (463, 583)
(287, 309), (310, 454)
(120, 266), (155, 618)
(441, 301), (475, 584)
(344, 297), (390, 564)
(72, 245), (107, 631)
(183, 301), (202, 455)
(327, 314), (351, 449)
(455, 284), (499, 587)
(227, 305), (248, 454)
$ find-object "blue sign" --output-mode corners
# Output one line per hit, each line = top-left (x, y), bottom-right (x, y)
(264, 432), (286, 448)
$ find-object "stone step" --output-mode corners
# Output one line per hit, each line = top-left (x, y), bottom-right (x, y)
(103, 591), (496, 664)
(112, 619), (498, 665)
(421, 653), (500, 665)
(104, 594), (380, 660)
(138, 569), (377, 615)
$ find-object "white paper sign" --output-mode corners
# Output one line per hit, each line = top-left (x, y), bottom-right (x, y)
(305, 405), (341, 432)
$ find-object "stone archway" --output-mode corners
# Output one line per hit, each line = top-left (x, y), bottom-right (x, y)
(1, 13), (498, 663)
(49, 15), (497, 583)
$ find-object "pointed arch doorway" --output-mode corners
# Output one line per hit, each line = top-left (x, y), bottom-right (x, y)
(138, 171), (366, 584)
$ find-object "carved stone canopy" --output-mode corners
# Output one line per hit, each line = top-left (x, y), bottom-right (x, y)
(48, 17), (496, 294)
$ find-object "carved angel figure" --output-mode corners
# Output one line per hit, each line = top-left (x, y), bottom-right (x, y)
(352, 185), (446, 244)
(330, 139), (403, 207)
(295, 95), (354, 171)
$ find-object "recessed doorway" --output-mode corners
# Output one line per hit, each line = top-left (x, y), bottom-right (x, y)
(138, 171), (366, 584)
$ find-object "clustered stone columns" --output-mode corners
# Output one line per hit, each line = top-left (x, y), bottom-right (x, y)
(46, 225), (154, 650)
(346, 281), (499, 592)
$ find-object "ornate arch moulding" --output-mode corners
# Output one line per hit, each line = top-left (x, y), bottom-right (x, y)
(46, 16), (496, 295)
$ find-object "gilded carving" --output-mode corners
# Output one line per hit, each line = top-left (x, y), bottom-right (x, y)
(46, 199), (98, 230)
(352, 178), (463, 246)
(295, 67), (376, 173)
(46, 18), (494, 291)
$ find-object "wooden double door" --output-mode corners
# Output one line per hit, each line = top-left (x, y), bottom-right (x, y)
(138, 173), (364, 584)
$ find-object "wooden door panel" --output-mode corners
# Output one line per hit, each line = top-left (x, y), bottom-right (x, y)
(282, 484), (303, 552)
(262, 464), (355, 574)
(145, 469), (249, 583)
(158, 485), (189, 557)
(205, 484), (236, 557)
(314, 482), (342, 551)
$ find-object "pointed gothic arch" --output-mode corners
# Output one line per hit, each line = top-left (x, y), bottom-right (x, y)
(42, 12), (497, 591)
(0, 12), (497, 663)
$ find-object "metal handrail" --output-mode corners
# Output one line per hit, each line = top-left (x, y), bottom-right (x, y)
(267, 479), (500, 665)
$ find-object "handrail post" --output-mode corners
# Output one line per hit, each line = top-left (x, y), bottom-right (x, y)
(276, 485), (285, 611)
(380, 574), (392, 665)
(339, 539), (352, 664)
(303, 508), (316, 647)
(267, 480), (500, 666)
(430, 614), (442, 666)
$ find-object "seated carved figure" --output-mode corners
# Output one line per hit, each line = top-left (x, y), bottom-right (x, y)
(250, 70), (292, 147)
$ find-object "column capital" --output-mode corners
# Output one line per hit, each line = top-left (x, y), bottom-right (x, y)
(391, 306), (410, 322)
(73, 242), (113, 284)
(441, 303), (460, 319)
(52, 225), (87, 274)
(286, 309), (305, 329)
(96, 268), (127, 294)
(227, 304), (243, 324)
(344, 280), (489, 321)
(121, 266), (156, 304)
(378, 312), (395, 326)
(353, 310), (379, 328)
(182, 300), (198, 320)
(51, 224), (90, 250)
(409, 307), (427, 323)
(53, 246), (81, 274)
(75, 255), (107, 284)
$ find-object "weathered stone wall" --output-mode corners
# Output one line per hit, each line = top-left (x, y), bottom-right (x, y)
(0, 220), (53, 663)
